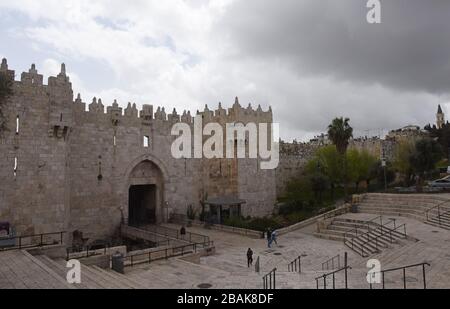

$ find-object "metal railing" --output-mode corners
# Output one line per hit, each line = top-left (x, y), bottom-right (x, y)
(288, 256), (302, 273)
(369, 262), (431, 289)
(124, 219), (210, 245)
(255, 256), (260, 273)
(316, 265), (352, 289)
(343, 216), (408, 257)
(0, 231), (65, 251)
(122, 241), (214, 267)
(66, 242), (111, 260)
(263, 268), (277, 289)
(425, 200), (450, 226)
(170, 214), (262, 238)
(322, 254), (341, 271)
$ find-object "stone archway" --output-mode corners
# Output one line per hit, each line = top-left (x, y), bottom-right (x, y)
(127, 160), (165, 226)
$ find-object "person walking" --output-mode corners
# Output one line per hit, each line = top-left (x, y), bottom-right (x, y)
(271, 229), (278, 246)
(180, 225), (186, 240)
(267, 228), (272, 248)
(247, 248), (254, 267)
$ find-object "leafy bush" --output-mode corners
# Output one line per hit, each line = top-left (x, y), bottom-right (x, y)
(223, 216), (284, 232)
(186, 205), (196, 220)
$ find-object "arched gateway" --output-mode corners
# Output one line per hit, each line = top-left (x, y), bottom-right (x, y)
(127, 160), (165, 226)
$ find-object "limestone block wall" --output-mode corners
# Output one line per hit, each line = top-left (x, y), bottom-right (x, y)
(0, 59), (277, 241)
(0, 63), (71, 235)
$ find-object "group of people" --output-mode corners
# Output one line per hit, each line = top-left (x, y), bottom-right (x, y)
(179, 225), (278, 269)
(246, 227), (279, 268)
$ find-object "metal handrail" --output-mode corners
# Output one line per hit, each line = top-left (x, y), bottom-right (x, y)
(0, 231), (66, 251)
(263, 268), (277, 289)
(122, 241), (214, 267)
(322, 254), (341, 271)
(123, 219), (210, 244)
(425, 200), (450, 222)
(343, 215), (383, 242)
(315, 265), (352, 289)
(369, 262), (431, 289)
(356, 222), (407, 256)
(288, 256), (302, 273)
(345, 214), (408, 256)
(66, 242), (111, 260)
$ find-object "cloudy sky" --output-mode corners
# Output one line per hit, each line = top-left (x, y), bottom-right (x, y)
(0, 0), (449, 141)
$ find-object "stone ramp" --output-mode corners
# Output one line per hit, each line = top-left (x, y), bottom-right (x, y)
(31, 254), (146, 289)
(0, 250), (73, 289)
(357, 193), (450, 229)
(51, 258), (145, 289)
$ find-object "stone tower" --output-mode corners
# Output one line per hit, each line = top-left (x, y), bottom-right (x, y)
(437, 105), (445, 129)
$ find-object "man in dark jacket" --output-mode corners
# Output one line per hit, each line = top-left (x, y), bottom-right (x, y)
(247, 248), (254, 267)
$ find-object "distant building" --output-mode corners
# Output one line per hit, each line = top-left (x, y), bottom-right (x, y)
(437, 104), (445, 129)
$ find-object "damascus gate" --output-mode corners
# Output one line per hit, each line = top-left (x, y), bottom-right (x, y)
(0, 59), (277, 243)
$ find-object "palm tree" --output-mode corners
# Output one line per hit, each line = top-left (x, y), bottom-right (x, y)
(327, 117), (353, 197)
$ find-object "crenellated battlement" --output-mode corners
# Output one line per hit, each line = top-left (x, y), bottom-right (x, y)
(1, 59), (273, 131)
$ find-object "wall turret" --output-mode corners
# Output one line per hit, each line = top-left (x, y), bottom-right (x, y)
(20, 63), (43, 86)
(107, 99), (123, 126)
(0, 58), (15, 79)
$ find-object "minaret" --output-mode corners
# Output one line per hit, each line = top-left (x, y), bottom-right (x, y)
(437, 104), (445, 129)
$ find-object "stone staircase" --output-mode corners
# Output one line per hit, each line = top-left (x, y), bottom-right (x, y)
(33, 255), (145, 289)
(0, 250), (73, 289)
(357, 193), (450, 230)
(425, 209), (450, 230)
(315, 217), (410, 257)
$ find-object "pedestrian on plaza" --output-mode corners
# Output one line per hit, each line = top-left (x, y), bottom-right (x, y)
(180, 225), (186, 240)
(247, 248), (254, 267)
(267, 228), (272, 248)
(271, 229), (278, 246)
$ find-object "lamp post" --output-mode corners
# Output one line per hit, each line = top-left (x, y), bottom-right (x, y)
(165, 201), (169, 223)
(119, 206), (124, 225)
(381, 148), (387, 192)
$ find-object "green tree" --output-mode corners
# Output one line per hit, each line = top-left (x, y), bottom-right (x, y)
(346, 149), (378, 192)
(306, 145), (344, 199)
(309, 172), (329, 202)
(393, 141), (415, 186)
(374, 161), (396, 188)
(410, 138), (444, 183)
(327, 117), (353, 196)
(0, 71), (13, 134)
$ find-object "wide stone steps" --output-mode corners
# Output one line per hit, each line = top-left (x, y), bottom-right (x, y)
(425, 218), (450, 230)
(39, 257), (145, 289)
(363, 193), (450, 203)
(316, 214), (410, 258)
(357, 206), (425, 221)
(344, 239), (377, 257)
(359, 203), (429, 213)
(34, 255), (93, 289)
(0, 250), (73, 289)
(89, 265), (146, 289)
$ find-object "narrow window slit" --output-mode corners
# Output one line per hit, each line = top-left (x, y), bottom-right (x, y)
(143, 136), (150, 148)
(14, 157), (17, 177)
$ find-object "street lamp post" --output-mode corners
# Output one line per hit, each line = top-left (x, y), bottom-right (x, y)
(382, 148), (387, 192)
(165, 201), (169, 223)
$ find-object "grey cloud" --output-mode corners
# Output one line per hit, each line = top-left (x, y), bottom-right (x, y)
(218, 0), (450, 95)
